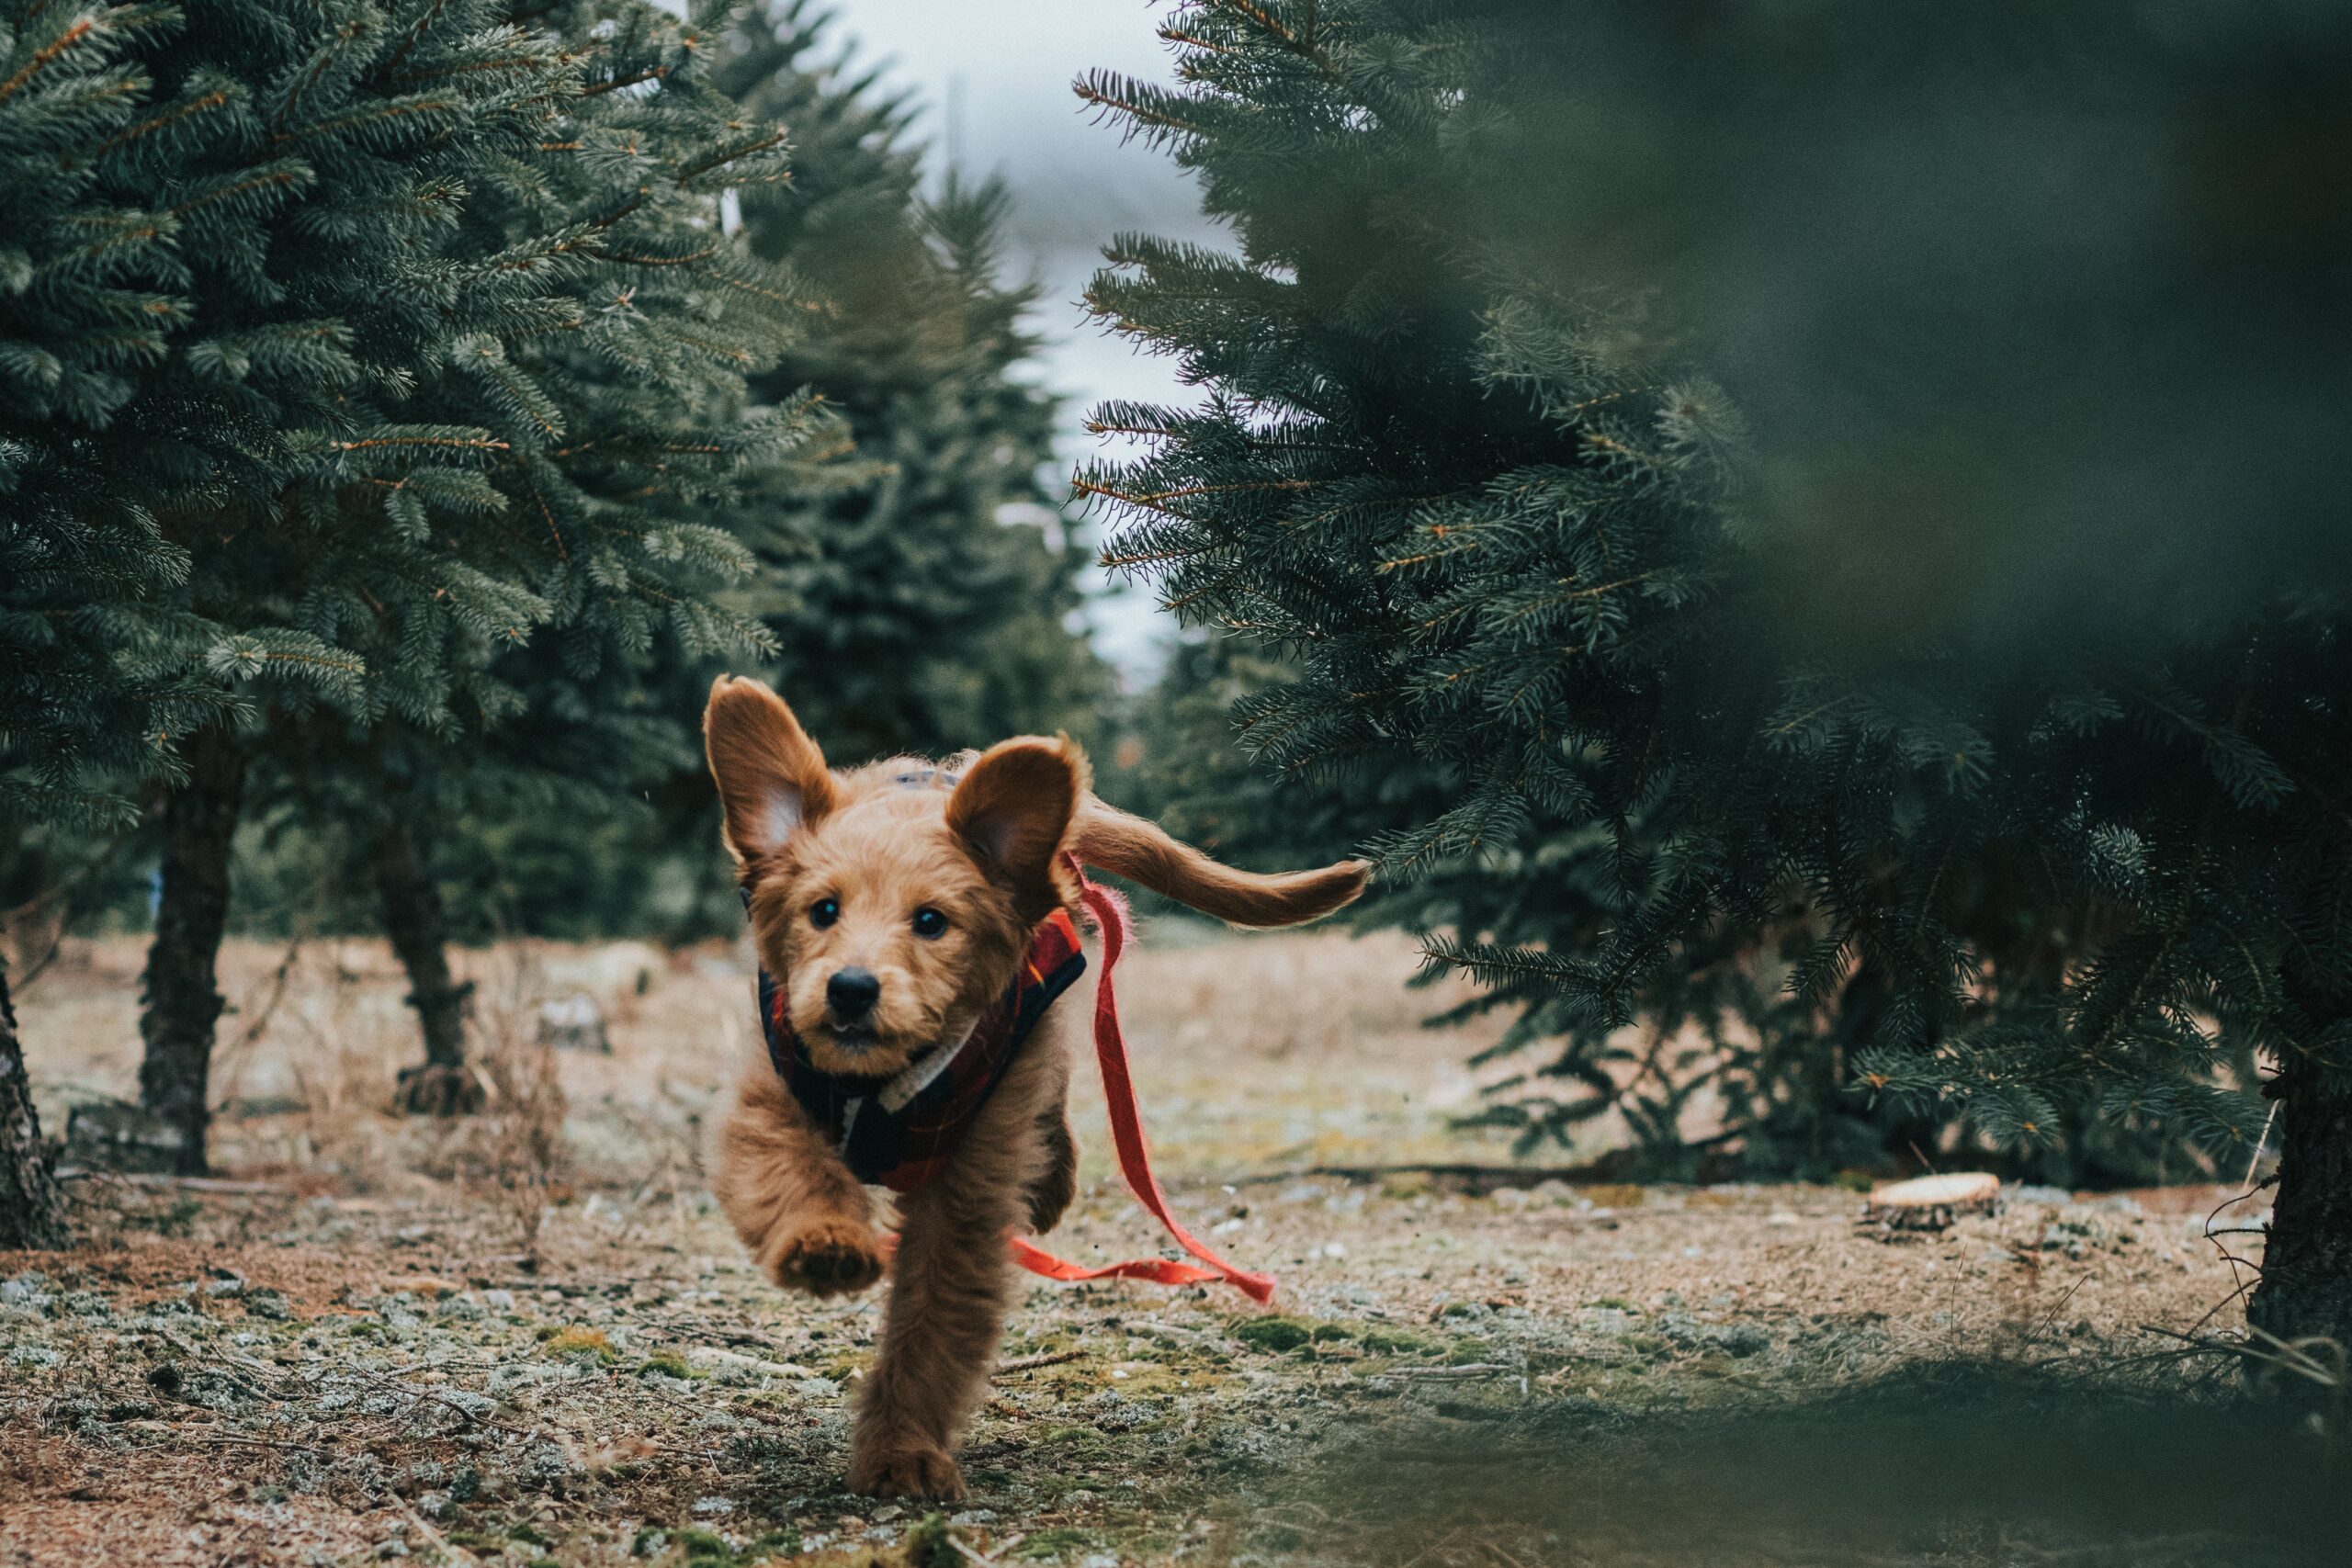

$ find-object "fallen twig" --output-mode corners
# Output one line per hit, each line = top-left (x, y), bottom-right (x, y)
(52, 1168), (291, 1194)
(999, 1348), (1085, 1373)
(391, 1486), (481, 1565)
(1385, 1362), (1515, 1381)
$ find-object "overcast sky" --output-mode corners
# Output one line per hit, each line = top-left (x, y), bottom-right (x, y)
(817, 1), (1221, 681)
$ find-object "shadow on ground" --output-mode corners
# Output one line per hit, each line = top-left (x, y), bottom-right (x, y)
(1299, 1362), (2346, 1567)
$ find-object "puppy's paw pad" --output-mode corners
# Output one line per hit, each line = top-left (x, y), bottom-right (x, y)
(849, 1443), (965, 1501)
(772, 1221), (885, 1297)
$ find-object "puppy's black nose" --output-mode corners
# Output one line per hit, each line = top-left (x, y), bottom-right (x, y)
(826, 967), (881, 1021)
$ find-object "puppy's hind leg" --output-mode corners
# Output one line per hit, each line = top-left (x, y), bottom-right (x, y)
(714, 1064), (883, 1297)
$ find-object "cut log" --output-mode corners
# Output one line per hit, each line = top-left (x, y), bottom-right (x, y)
(1862, 1171), (2001, 1232)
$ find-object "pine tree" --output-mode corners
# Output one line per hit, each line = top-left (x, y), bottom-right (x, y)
(2, 0), (821, 1168)
(397, 0), (1113, 951)
(715, 0), (1104, 764)
(332, 0), (1110, 959)
(3, 0), (248, 1237)
(1080, 4), (2352, 1342)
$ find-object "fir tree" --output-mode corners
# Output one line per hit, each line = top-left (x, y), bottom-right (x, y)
(2, 0), (821, 1168)
(345, 0), (1109, 956)
(1080, 4), (2352, 1342)
(3, 0), (244, 1237)
(716, 0), (1104, 764)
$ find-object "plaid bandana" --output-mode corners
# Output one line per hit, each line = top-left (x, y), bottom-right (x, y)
(756, 909), (1088, 1193)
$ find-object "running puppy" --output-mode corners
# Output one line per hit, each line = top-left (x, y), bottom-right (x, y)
(702, 674), (1366, 1499)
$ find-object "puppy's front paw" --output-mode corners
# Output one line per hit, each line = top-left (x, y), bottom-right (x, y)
(767, 1219), (885, 1297)
(848, 1438), (965, 1500)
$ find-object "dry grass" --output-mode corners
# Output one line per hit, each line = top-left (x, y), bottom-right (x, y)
(16, 919), (1523, 1202)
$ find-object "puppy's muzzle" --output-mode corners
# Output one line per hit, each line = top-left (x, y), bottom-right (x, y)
(826, 966), (882, 1025)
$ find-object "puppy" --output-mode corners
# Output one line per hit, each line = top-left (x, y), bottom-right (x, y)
(702, 674), (1366, 1499)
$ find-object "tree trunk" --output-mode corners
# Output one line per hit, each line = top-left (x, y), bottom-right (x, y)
(379, 817), (481, 1116)
(136, 727), (245, 1176)
(2248, 1053), (2352, 1351)
(0, 962), (70, 1249)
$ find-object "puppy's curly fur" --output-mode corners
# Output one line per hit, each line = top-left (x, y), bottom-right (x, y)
(703, 674), (1366, 1499)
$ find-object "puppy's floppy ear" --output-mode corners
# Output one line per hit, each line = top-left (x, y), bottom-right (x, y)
(945, 736), (1083, 923)
(705, 674), (835, 867)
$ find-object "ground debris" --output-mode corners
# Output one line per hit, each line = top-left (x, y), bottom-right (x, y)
(3, 931), (2278, 1566)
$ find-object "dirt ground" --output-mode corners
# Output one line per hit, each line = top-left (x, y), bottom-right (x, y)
(0, 927), (2322, 1568)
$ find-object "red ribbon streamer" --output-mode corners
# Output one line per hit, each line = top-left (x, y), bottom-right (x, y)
(1002, 864), (1277, 1303)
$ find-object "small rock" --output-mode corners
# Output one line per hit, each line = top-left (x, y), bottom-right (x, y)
(1089, 1389), (1153, 1432)
(62, 1103), (190, 1174)
(538, 993), (611, 1053)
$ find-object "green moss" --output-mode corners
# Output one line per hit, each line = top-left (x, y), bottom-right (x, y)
(745, 1529), (803, 1562)
(636, 1350), (696, 1380)
(1231, 1315), (1314, 1353)
(541, 1325), (616, 1363)
(905, 1513), (960, 1568)
(1015, 1528), (1102, 1560)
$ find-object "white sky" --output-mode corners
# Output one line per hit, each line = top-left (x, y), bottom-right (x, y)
(816, 1), (1224, 682)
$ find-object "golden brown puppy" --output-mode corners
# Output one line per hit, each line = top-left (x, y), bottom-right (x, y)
(703, 674), (1366, 1499)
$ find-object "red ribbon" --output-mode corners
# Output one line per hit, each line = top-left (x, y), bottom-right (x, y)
(1001, 864), (1277, 1303)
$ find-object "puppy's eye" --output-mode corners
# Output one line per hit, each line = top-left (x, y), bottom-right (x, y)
(910, 907), (948, 940)
(810, 897), (840, 930)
